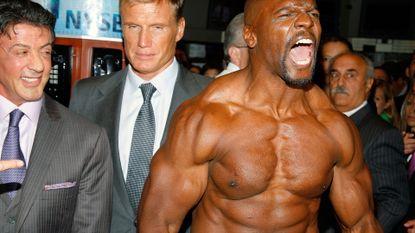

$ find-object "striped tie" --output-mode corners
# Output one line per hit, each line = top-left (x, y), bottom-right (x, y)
(0, 109), (26, 198)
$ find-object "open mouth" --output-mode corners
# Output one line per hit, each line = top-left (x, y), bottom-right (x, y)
(289, 39), (313, 66)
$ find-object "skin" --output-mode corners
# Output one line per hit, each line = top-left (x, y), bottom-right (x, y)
(374, 86), (390, 115)
(0, 160), (24, 171)
(328, 53), (374, 113)
(0, 23), (52, 179)
(204, 68), (220, 78)
(403, 93), (415, 154)
(139, 0), (381, 232)
(374, 68), (390, 83)
(406, 53), (415, 79)
(228, 45), (249, 69)
(121, 1), (185, 81)
(321, 42), (350, 75)
(320, 42), (350, 93)
(0, 23), (53, 106)
(405, 219), (415, 233)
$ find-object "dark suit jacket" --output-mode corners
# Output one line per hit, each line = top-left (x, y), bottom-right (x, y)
(394, 172), (415, 233)
(69, 65), (212, 233)
(350, 104), (409, 233)
(0, 95), (113, 233)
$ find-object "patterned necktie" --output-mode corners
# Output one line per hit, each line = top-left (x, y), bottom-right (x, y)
(125, 83), (157, 211)
(1, 109), (26, 198)
(408, 153), (415, 178)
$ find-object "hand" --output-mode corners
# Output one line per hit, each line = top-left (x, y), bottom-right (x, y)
(404, 219), (415, 233)
(402, 131), (415, 155)
(0, 160), (24, 171)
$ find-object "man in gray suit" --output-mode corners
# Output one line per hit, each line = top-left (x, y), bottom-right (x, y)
(0, 1), (113, 232)
(327, 52), (410, 233)
(70, 0), (211, 232)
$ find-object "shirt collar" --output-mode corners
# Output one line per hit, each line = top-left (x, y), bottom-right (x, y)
(343, 101), (367, 117)
(126, 58), (178, 96)
(0, 95), (43, 122)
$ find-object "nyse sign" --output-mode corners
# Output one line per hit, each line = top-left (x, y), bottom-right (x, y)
(34, 0), (122, 40)
(65, 10), (121, 36)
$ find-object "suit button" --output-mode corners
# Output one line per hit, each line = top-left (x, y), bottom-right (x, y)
(8, 217), (15, 224)
(134, 219), (137, 227)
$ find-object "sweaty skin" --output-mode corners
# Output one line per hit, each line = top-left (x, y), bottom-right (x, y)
(138, 0), (382, 232)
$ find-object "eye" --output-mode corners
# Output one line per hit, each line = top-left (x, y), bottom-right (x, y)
(330, 71), (340, 80)
(309, 10), (320, 19)
(152, 25), (164, 31)
(126, 24), (140, 31)
(42, 50), (52, 57)
(346, 72), (356, 79)
(15, 49), (29, 57)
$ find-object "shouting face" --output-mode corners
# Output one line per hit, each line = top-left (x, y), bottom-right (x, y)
(244, 0), (321, 87)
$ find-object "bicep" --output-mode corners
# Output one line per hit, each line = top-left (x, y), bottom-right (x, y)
(328, 121), (375, 228)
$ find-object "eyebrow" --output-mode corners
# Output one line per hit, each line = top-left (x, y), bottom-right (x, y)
(9, 42), (53, 50)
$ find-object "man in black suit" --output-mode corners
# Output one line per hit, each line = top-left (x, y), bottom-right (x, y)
(327, 52), (410, 233)
(69, 0), (211, 232)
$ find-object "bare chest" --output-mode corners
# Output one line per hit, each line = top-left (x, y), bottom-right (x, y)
(209, 112), (338, 200)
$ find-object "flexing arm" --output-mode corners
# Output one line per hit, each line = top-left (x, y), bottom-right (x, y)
(328, 116), (383, 232)
(138, 100), (221, 232)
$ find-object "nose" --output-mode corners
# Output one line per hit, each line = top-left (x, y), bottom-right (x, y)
(28, 52), (45, 73)
(294, 12), (313, 29)
(137, 28), (151, 48)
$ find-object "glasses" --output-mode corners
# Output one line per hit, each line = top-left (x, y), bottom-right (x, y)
(235, 45), (248, 48)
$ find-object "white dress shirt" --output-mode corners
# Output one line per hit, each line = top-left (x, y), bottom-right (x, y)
(0, 95), (42, 168)
(343, 101), (367, 117)
(216, 62), (240, 78)
(118, 59), (178, 179)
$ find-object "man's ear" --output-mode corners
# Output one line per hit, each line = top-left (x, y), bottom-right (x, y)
(176, 17), (185, 42)
(228, 46), (240, 63)
(243, 25), (256, 48)
(366, 78), (374, 93)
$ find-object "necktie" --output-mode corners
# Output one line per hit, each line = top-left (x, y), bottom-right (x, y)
(126, 83), (157, 211)
(408, 153), (415, 178)
(0, 109), (26, 198)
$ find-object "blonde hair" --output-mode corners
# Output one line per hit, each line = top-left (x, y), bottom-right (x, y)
(120, 0), (184, 20)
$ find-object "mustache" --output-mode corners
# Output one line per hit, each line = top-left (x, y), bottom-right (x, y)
(331, 86), (349, 95)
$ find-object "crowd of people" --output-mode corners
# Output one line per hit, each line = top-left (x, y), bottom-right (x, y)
(0, 0), (414, 233)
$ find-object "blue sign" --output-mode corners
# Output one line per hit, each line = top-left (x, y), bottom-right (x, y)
(34, 0), (122, 40)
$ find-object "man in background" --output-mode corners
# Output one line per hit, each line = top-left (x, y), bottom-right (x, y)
(328, 52), (409, 233)
(0, 1), (113, 232)
(216, 13), (249, 78)
(70, 0), (211, 232)
(315, 35), (352, 92)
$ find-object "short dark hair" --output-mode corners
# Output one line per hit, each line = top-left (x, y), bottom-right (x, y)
(320, 35), (353, 52)
(120, 0), (185, 21)
(0, 0), (56, 39)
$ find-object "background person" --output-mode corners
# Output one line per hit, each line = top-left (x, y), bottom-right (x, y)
(315, 35), (352, 93)
(216, 13), (249, 78)
(327, 52), (409, 233)
(0, 1), (113, 232)
(70, 0), (211, 232)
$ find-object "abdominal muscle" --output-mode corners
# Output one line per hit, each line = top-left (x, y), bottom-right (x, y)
(190, 183), (321, 233)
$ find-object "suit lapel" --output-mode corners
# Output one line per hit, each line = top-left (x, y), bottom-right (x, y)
(16, 96), (63, 231)
(162, 66), (199, 143)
